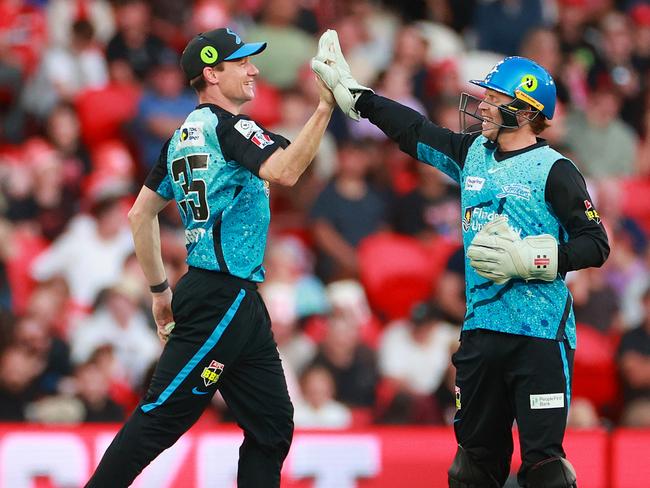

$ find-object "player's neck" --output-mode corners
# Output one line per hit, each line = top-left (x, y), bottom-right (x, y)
(198, 91), (243, 115)
(495, 129), (537, 152)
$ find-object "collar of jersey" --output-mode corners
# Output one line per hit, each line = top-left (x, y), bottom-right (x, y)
(485, 138), (548, 162)
(195, 103), (236, 117)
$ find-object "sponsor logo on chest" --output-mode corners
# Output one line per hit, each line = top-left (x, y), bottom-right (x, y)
(464, 176), (485, 191)
(496, 184), (532, 201)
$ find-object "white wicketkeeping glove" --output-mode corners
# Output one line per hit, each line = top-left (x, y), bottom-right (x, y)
(467, 216), (558, 285)
(311, 29), (372, 120)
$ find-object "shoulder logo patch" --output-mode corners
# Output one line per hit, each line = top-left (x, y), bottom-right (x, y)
(234, 119), (262, 139)
(584, 200), (601, 224)
(179, 121), (205, 147)
(234, 119), (275, 149)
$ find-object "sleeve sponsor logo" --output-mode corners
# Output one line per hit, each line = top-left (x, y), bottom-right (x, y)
(584, 200), (601, 224)
(251, 132), (274, 149)
(464, 176), (485, 191)
(234, 119), (275, 149)
(234, 119), (262, 138)
(179, 122), (205, 147)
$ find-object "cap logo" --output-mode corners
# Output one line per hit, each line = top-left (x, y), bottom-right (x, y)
(520, 74), (538, 92)
(226, 28), (242, 44)
(200, 46), (218, 64)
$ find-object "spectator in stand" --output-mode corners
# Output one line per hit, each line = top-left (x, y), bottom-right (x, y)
(564, 82), (638, 178)
(246, 0), (316, 89)
(134, 49), (195, 169)
(435, 246), (466, 326)
(351, 63), (427, 141)
(631, 4), (650, 77)
(70, 278), (160, 388)
(390, 162), (460, 242)
(0, 0), (47, 141)
(293, 365), (352, 429)
(603, 222), (648, 314)
(13, 315), (72, 396)
(617, 286), (650, 426)
(310, 140), (387, 282)
(46, 0), (115, 47)
(74, 359), (124, 422)
(309, 315), (378, 408)
(106, 0), (167, 81)
(391, 24), (429, 106)
(520, 27), (570, 105)
(0, 344), (44, 421)
(472, 0), (546, 56)
(377, 302), (459, 424)
(569, 268), (622, 333)
(45, 102), (92, 179)
(0, 220), (13, 311)
(26, 279), (72, 340)
(589, 12), (644, 133)
(23, 19), (109, 118)
(31, 190), (134, 312)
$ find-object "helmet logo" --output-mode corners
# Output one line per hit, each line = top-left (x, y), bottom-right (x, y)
(520, 74), (538, 92)
(200, 46), (218, 64)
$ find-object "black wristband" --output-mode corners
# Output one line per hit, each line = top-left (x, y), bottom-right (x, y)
(150, 279), (169, 293)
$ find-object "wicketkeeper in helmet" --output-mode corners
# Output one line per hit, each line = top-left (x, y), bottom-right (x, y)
(312, 31), (609, 488)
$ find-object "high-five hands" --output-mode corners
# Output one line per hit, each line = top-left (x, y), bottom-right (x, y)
(310, 29), (372, 120)
(467, 216), (558, 285)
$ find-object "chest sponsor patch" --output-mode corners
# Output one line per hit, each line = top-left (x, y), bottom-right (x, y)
(496, 184), (532, 200)
(179, 122), (205, 147)
(465, 176), (485, 191)
(530, 393), (564, 409)
(234, 119), (262, 139)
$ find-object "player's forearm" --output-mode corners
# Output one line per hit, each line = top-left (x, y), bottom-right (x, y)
(128, 212), (167, 287)
(260, 103), (333, 186)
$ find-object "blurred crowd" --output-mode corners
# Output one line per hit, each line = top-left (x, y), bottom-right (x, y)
(0, 0), (649, 430)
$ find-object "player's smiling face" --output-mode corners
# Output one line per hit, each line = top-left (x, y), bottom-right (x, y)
(219, 57), (259, 104)
(478, 89), (511, 141)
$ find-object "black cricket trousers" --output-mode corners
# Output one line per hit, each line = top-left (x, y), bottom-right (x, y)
(452, 329), (575, 487)
(86, 267), (294, 487)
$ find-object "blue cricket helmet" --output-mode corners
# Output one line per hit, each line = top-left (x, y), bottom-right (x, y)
(470, 56), (556, 119)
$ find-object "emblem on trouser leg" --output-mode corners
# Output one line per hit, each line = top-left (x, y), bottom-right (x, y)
(455, 385), (461, 409)
(201, 360), (224, 387)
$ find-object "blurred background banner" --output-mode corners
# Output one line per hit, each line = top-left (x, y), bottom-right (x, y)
(1, 425), (649, 487)
(1, 0), (650, 486)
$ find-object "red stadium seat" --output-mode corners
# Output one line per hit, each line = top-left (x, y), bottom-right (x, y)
(357, 232), (456, 321)
(75, 84), (141, 147)
(619, 177), (650, 235)
(572, 323), (619, 413)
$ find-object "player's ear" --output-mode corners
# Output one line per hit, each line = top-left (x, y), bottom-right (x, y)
(203, 66), (219, 85)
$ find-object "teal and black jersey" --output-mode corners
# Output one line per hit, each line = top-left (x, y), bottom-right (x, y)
(144, 103), (289, 282)
(459, 137), (576, 345)
(357, 93), (609, 348)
